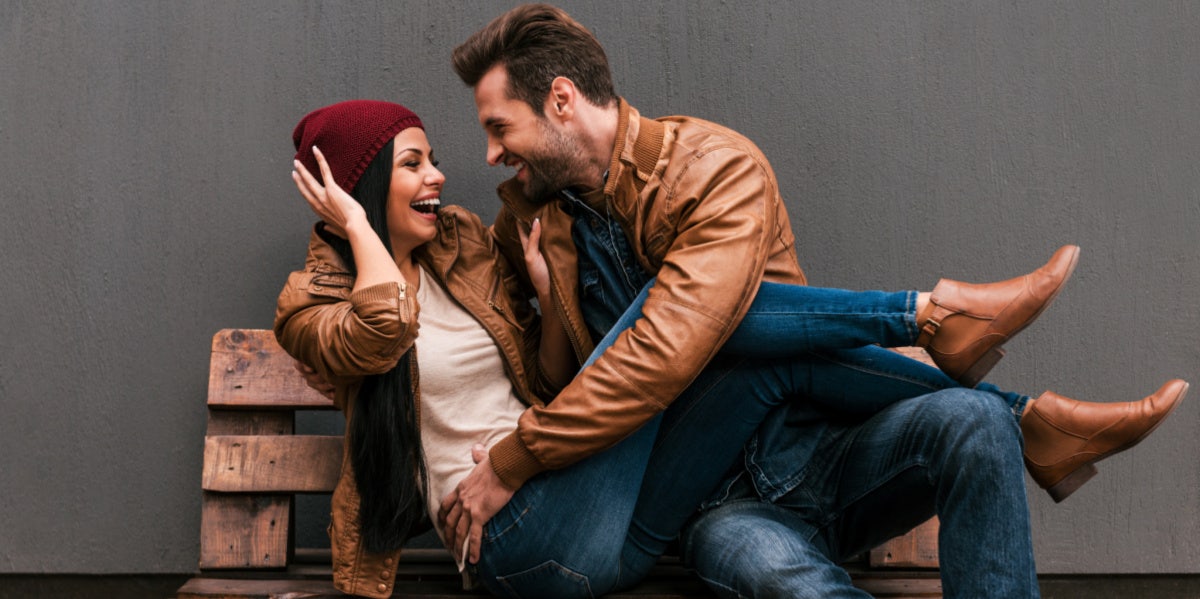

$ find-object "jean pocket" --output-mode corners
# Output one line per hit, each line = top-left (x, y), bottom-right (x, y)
(495, 560), (594, 599)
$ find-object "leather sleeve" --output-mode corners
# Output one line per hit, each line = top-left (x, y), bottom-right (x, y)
(489, 147), (777, 488)
(273, 268), (419, 406)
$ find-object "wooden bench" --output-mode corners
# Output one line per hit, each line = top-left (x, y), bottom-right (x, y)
(176, 329), (943, 598)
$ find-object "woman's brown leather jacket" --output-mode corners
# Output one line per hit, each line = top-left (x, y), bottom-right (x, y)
(274, 206), (555, 598)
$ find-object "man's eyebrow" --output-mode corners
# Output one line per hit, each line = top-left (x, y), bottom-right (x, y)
(483, 116), (506, 128)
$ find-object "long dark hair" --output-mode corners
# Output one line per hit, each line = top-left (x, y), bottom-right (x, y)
(323, 139), (429, 553)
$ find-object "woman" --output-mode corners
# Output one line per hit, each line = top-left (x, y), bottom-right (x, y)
(275, 100), (567, 597)
(275, 100), (1185, 598)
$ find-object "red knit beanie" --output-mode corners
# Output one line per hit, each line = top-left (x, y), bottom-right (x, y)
(292, 100), (424, 194)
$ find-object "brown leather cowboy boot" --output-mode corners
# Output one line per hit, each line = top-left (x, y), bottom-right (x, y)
(1022, 379), (1188, 502)
(916, 245), (1080, 386)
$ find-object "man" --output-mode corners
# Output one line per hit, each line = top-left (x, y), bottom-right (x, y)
(434, 4), (1182, 597)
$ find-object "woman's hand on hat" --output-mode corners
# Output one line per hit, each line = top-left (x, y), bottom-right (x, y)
(292, 146), (366, 240)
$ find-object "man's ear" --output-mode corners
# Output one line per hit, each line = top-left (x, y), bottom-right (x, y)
(544, 76), (576, 123)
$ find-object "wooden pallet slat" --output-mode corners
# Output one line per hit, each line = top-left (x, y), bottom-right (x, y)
(208, 329), (335, 410)
(198, 493), (291, 570)
(202, 435), (342, 493)
(870, 517), (940, 569)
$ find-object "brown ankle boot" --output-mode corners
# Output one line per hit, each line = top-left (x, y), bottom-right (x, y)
(1022, 379), (1188, 502)
(916, 245), (1080, 386)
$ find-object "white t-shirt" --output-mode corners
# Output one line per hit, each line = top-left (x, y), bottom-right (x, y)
(414, 267), (526, 551)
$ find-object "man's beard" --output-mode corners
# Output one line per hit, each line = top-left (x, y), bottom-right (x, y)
(521, 119), (592, 203)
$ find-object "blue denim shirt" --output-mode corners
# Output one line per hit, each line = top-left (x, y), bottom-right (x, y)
(561, 188), (651, 339)
(726, 403), (841, 506)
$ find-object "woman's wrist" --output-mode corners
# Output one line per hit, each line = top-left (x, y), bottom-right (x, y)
(340, 214), (374, 240)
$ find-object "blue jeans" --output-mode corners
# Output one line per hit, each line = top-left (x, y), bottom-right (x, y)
(475, 204), (1030, 597)
(474, 279), (1029, 598)
(680, 389), (1039, 598)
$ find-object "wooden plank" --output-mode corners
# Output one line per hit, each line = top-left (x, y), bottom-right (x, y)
(209, 329), (335, 410)
(203, 435), (342, 493)
(176, 577), (713, 599)
(176, 572), (938, 598)
(206, 411), (293, 436)
(851, 572), (943, 598)
(870, 517), (941, 569)
(177, 577), (345, 599)
(199, 493), (290, 570)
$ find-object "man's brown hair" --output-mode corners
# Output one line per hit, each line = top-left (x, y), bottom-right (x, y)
(452, 4), (617, 115)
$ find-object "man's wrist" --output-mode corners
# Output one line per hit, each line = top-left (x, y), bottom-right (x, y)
(488, 432), (544, 490)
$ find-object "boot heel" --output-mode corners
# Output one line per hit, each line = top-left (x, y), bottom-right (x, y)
(958, 346), (1006, 387)
(1047, 463), (1098, 503)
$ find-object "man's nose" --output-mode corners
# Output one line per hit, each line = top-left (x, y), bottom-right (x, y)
(486, 138), (503, 166)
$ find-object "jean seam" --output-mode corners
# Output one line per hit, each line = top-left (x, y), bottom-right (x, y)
(690, 572), (744, 599)
(841, 404), (935, 510)
(805, 349), (949, 392)
(904, 289), (919, 342)
(494, 560), (595, 599)
(699, 470), (745, 511)
(651, 357), (748, 451)
(482, 501), (535, 546)
(1009, 393), (1030, 422)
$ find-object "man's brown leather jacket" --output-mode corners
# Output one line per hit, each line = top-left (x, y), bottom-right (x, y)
(487, 99), (808, 489)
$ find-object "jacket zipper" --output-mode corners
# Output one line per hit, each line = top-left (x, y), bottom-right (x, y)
(546, 267), (587, 364)
(487, 273), (526, 331)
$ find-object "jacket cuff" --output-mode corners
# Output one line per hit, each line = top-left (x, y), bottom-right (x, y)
(489, 432), (545, 489)
(349, 281), (404, 306)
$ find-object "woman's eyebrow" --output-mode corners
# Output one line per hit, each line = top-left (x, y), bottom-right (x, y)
(394, 147), (426, 160)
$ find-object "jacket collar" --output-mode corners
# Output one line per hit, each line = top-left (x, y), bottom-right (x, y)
(304, 215), (461, 281)
(416, 210), (460, 281)
(604, 98), (664, 198)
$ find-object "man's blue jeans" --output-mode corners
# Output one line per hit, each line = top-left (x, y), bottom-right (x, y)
(473, 279), (1030, 598)
(680, 389), (1039, 598)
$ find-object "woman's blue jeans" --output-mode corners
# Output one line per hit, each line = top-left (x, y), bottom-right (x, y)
(473, 279), (1029, 598)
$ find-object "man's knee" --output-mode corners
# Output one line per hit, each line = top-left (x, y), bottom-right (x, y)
(911, 389), (1024, 473)
(916, 388), (1018, 433)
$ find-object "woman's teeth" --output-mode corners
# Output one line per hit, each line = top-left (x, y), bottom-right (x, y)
(412, 198), (441, 214)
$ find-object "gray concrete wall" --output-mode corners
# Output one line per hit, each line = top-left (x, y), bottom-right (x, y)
(1, 0), (1197, 575)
